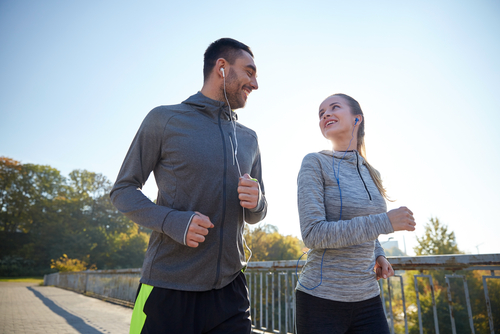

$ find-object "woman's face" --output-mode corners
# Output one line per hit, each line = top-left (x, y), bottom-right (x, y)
(318, 95), (357, 142)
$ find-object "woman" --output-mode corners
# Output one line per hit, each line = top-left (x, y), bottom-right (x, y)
(296, 93), (416, 334)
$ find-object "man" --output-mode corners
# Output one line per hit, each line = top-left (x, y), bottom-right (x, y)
(110, 38), (267, 334)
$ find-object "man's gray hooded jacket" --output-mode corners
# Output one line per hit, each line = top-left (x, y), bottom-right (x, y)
(110, 92), (267, 291)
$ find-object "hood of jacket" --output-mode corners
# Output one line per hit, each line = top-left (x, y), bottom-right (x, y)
(319, 149), (366, 166)
(182, 91), (238, 122)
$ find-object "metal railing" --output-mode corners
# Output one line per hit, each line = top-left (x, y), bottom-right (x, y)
(245, 254), (500, 334)
(44, 254), (500, 334)
(44, 268), (141, 306)
(245, 260), (301, 334)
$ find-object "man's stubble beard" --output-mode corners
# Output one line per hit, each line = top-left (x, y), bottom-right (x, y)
(223, 68), (245, 110)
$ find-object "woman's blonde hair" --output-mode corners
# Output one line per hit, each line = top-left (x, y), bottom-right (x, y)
(329, 93), (392, 201)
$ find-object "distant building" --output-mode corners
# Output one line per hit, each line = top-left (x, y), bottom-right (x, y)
(381, 240), (406, 256)
(381, 240), (399, 250)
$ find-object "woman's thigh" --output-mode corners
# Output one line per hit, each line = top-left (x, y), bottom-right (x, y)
(295, 290), (352, 334)
(346, 296), (390, 334)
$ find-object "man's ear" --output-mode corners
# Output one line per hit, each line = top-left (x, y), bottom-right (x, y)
(215, 58), (227, 79)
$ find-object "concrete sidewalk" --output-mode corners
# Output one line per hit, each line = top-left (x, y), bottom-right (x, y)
(0, 282), (133, 334)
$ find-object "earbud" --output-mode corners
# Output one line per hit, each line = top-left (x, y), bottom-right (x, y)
(221, 68), (225, 78)
(354, 117), (359, 125)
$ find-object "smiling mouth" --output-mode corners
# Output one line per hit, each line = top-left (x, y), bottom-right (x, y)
(325, 120), (337, 127)
(243, 87), (251, 98)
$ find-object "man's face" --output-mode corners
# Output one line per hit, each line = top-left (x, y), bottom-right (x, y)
(224, 51), (258, 110)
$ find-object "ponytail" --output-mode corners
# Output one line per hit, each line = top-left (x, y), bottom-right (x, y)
(357, 136), (392, 201)
(330, 93), (393, 201)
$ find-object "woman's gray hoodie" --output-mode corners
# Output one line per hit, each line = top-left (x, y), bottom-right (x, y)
(297, 150), (393, 302)
(111, 92), (267, 291)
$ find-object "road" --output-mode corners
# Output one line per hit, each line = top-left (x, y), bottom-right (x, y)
(0, 282), (132, 334)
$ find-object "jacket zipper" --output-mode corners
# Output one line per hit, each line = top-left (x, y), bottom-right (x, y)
(213, 109), (228, 288)
(229, 134), (235, 166)
(355, 152), (372, 200)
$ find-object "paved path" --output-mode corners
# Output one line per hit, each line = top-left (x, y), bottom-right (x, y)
(0, 282), (133, 334)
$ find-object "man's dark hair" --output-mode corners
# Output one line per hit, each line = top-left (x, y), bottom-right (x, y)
(203, 38), (254, 82)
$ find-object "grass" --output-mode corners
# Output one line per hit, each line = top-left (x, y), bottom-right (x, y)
(0, 277), (44, 284)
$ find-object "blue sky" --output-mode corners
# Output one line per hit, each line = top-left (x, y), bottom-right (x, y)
(1, 1), (499, 255)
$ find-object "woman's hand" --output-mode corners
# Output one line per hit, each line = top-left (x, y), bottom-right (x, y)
(387, 206), (416, 231)
(374, 256), (394, 280)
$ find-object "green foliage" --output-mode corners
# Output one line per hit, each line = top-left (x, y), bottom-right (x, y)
(0, 277), (44, 283)
(386, 217), (500, 334)
(402, 269), (500, 334)
(484, 276), (500, 333)
(414, 217), (461, 256)
(50, 254), (92, 272)
(0, 156), (149, 276)
(244, 223), (304, 261)
(0, 255), (39, 277)
(0, 157), (65, 234)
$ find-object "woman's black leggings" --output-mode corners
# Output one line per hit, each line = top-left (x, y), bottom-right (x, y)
(295, 290), (390, 334)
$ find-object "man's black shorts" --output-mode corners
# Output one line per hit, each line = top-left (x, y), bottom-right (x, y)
(130, 272), (251, 334)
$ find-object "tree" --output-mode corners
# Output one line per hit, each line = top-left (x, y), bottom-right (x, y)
(244, 224), (304, 262)
(0, 157), (23, 233)
(402, 217), (498, 334)
(0, 157), (149, 276)
(0, 157), (65, 233)
(414, 217), (461, 256)
(406, 217), (462, 333)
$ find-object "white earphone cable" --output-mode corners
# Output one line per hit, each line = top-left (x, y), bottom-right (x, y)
(222, 70), (252, 266)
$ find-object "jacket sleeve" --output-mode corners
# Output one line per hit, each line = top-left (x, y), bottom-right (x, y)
(374, 239), (386, 259)
(297, 153), (393, 249)
(110, 108), (194, 245)
(244, 144), (267, 224)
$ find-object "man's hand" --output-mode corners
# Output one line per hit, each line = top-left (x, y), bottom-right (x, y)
(237, 173), (259, 209)
(374, 256), (394, 280)
(186, 212), (214, 248)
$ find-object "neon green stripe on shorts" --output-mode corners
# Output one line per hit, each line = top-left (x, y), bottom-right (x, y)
(129, 284), (154, 334)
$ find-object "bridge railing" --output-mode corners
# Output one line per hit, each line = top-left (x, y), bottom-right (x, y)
(44, 268), (141, 306)
(44, 254), (500, 334)
(245, 254), (500, 334)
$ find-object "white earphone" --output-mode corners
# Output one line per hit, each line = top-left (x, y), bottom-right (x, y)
(220, 63), (252, 265)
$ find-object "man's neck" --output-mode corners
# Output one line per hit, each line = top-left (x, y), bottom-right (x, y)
(200, 83), (224, 102)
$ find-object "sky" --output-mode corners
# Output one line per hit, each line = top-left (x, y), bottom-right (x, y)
(1, 1), (499, 256)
